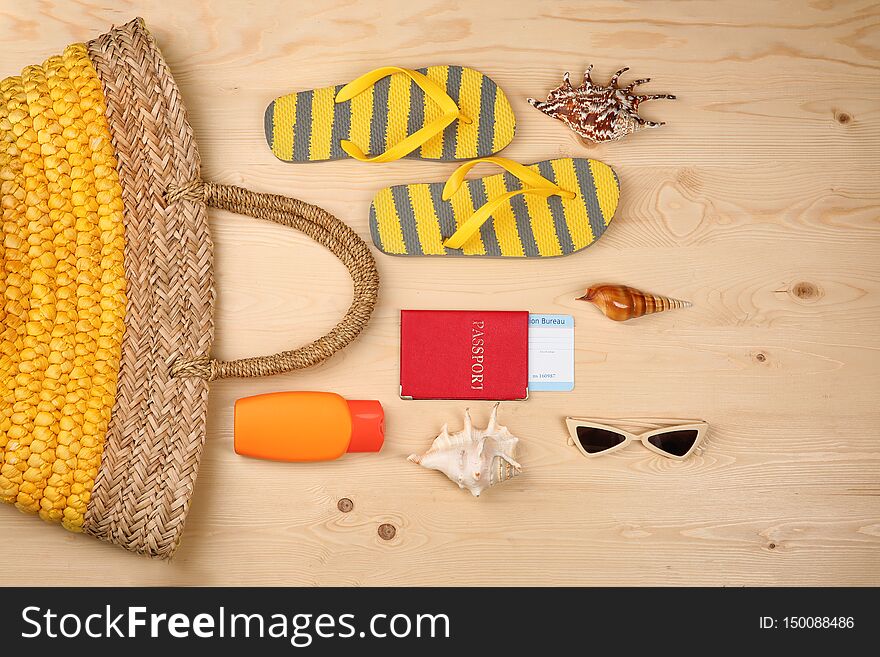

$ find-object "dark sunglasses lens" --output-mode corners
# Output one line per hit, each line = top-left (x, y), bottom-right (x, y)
(576, 426), (626, 454)
(648, 430), (699, 457)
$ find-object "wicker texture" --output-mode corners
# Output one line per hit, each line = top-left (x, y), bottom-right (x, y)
(1, 17), (379, 558)
(75, 18), (378, 558)
(0, 43), (128, 530)
(82, 19), (214, 557)
(167, 182), (379, 381)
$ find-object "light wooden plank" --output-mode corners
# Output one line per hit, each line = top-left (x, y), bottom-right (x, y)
(1, 0), (878, 586)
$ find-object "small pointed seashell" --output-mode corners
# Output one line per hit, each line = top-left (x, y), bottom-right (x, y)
(577, 284), (691, 322)
(407, 404), (521, 497)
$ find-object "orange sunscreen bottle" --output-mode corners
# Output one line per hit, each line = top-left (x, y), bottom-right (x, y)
(234, 391), (384, 462)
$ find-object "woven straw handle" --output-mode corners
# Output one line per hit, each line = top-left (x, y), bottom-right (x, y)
(165, 181), (379, 381)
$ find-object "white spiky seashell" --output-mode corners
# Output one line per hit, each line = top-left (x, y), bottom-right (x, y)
(407, 404), (522, 497)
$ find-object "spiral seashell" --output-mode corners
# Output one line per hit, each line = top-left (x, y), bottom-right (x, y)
(527, 65), (676, 143)
(577, 284), (691, 322)
(407, 404), (521, 497)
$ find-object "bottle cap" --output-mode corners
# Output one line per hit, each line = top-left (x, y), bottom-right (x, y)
(345, 400), (384, 452)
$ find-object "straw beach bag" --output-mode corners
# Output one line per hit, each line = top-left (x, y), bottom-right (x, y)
(0, 18), (379, 558)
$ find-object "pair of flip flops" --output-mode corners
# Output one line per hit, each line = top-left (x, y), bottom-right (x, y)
(265, 66), (619, 258)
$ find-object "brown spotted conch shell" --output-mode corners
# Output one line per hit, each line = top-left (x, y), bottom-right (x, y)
(578, 284), (691, 322)
(407, 404), (521, 497)
(527, 65), (676, 143)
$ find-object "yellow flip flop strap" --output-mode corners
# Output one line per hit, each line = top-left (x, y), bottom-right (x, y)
(335, 66), (472, 163)
(441, 157), (576, 250)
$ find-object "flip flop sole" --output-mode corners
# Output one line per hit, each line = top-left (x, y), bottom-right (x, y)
(265, 66), (515, 162)
(369, 158), (620, 257)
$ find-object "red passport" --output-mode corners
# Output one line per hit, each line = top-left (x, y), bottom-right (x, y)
(400, 310), (529, 400)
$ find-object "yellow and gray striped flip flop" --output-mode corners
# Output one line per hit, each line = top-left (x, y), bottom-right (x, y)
(265, 66), (515, 163)
(369, 157), (620, 257)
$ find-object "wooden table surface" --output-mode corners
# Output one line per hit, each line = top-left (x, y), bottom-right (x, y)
(2, 0), (878, 586)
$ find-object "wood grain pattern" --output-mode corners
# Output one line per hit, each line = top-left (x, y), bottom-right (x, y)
(1, 0), (878, 585)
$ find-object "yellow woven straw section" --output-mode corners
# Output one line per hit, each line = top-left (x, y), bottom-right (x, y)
(0, 43), (127, 531)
